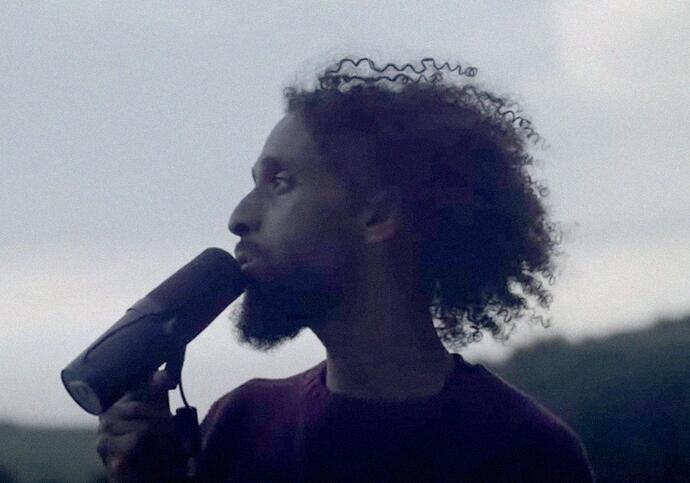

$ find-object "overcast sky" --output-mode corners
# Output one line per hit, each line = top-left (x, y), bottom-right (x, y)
(2, 1), (689, 427)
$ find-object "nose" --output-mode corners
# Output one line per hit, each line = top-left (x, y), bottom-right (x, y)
(228, 192), (260, 237)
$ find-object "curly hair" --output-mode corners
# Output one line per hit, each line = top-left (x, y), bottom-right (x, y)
(282, 57), (565, 351)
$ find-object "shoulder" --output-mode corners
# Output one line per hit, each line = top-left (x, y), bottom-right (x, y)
(453, 359), (595, 481)
(197, 380), (259, 481)
(200, 361), (323, 437)
(198, 378), (259, 450)
(455, 358), (575, 432)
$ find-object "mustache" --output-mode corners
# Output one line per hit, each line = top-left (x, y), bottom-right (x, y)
(235, 240), (263, 257)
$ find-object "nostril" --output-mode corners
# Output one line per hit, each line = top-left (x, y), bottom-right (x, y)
(229, 221), (250, 237)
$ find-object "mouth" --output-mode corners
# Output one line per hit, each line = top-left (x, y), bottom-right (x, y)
(235, 250), (260, 275)
(236, 253), (253, 269)
(235, 251), (249, 265)
(235, 240), (260, 261)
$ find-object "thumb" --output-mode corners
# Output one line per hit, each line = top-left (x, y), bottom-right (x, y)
(152, 369), (178, 392)
(124, 370), (176, 404)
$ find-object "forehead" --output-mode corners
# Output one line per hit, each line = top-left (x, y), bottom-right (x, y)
(253, 113), (328, 178)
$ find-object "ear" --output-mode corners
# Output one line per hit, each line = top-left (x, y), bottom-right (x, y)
(359, 187), (404, 244)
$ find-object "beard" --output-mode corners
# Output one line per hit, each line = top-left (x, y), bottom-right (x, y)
(229, 262), (345, 352)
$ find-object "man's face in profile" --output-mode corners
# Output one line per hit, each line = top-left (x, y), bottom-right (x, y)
(227, 113), (360, 351)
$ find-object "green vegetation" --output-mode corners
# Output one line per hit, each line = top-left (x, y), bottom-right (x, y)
(489, 313), (690, 482)
(1, 313), (689, 482)
(0, 423), (104, 482)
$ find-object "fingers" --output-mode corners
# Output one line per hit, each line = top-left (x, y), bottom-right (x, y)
(96, 432), (151, 482)
(152, 369), (178, 391)
(96, 416), (177, 478)
(100, 400), (171, 422)
(120, 370), (176, 405)
(97, 431), (138, 462)
(98, 411), (168, 436)
(95, 371), (180, 482)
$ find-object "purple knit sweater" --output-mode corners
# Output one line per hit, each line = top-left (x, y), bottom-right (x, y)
(197, 353), (595, 482)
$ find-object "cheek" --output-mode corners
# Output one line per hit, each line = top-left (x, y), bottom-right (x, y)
(274, 194), (355, 270)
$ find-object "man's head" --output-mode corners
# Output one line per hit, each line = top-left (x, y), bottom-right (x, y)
(228, 57), (564, 352)
(228, 112), (413, 352)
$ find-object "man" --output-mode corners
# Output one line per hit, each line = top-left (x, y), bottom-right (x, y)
(97, 58), (595, 482)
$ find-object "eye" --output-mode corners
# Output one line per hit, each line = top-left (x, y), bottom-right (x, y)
(271, 174), (291, 190)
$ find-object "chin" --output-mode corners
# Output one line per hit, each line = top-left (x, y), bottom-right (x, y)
(230, 265), (342, 350)
(230, 284), (312, 352)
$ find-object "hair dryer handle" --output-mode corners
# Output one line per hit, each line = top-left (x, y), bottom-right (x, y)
(164, 344), (186, 387)
(174, 405), (202, 481)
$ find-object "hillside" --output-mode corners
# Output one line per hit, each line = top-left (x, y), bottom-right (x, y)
(0, 423), (103, 482)
(489, 314), (690, 482)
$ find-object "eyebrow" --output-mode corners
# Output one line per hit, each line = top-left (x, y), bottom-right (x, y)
(251, 156), (287, 182)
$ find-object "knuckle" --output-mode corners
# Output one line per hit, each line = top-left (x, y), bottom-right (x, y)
(96, 435), (111, 460)
(130, 430), (149, 452)
(108, 455), (127, 474)
(97, 417), (111, 434)
(122, 401), (147, 416)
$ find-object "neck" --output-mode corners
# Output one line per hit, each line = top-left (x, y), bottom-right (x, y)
(323, 339), (454, 402)
(311, 247), (454, 401)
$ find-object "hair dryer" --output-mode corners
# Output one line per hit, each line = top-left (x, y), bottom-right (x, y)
(60, 247), (248, 416)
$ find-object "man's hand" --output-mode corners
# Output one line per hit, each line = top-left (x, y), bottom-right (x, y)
(96, 370), (182, 483)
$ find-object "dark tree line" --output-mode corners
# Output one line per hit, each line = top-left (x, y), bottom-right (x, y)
(490, 313), (690, 482)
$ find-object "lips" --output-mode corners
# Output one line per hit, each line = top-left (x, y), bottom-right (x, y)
(234, 252), (253, 276)
(234, 250), (252, 266)
(234, 241), (260, 267)
(236, 253), (260, 277)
